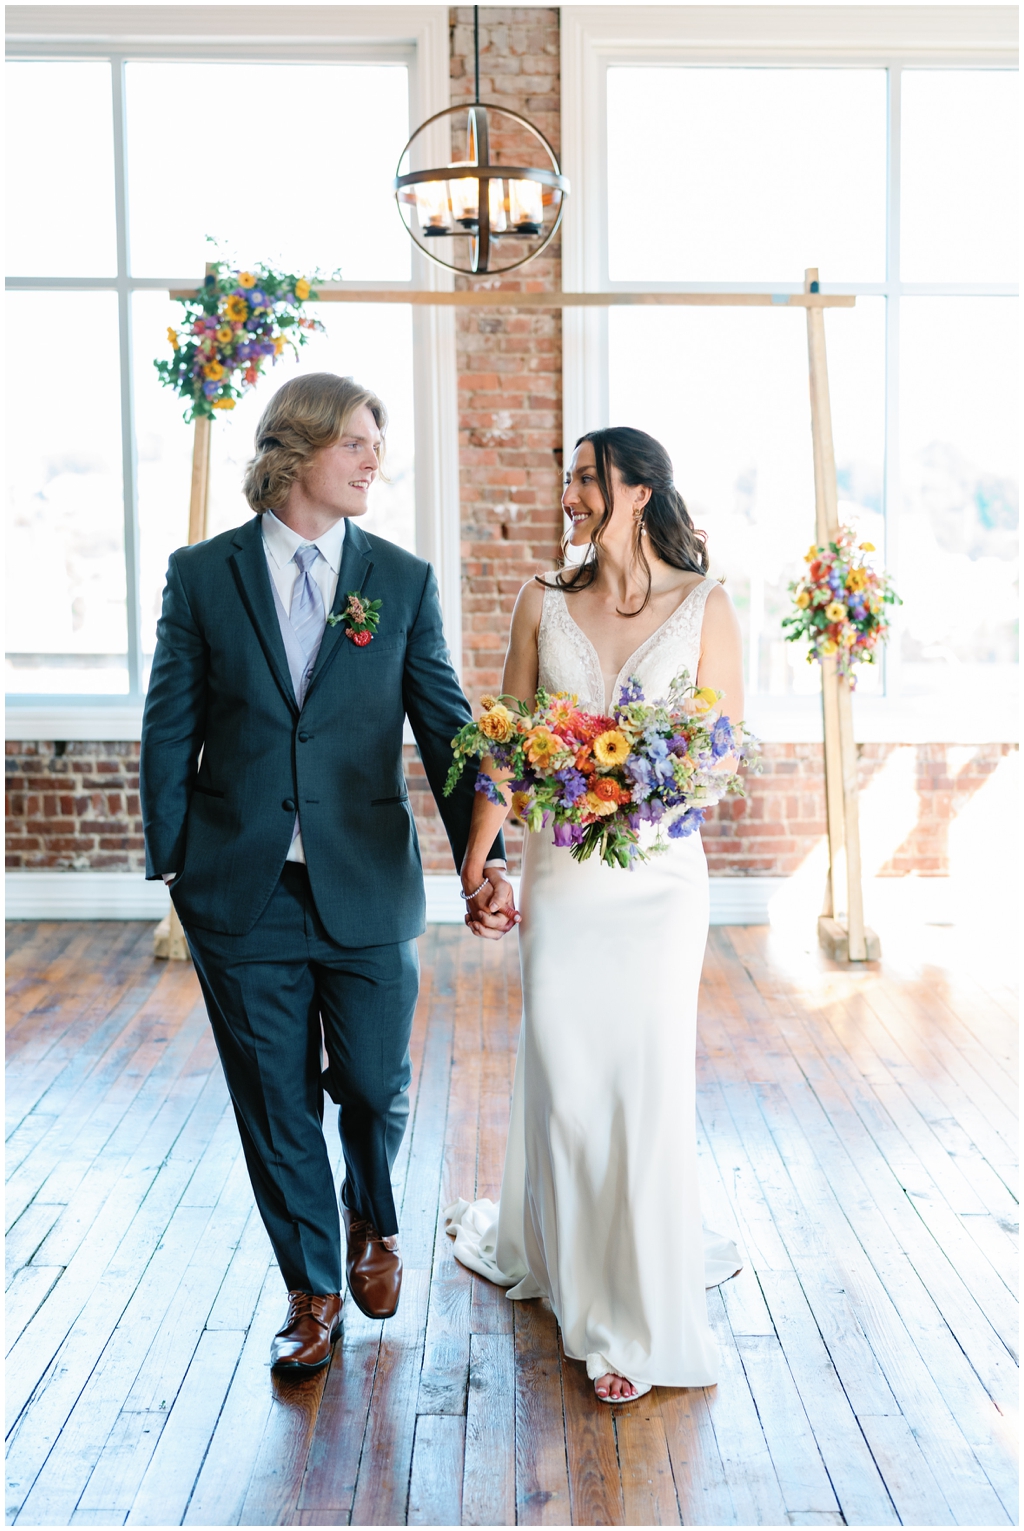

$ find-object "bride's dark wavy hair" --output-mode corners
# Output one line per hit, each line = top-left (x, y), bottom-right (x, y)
(541, 426), (709, 617)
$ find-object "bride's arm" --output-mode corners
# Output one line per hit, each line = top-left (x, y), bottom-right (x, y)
(696, 583), (745, 767)
(461, 581), (543, 937)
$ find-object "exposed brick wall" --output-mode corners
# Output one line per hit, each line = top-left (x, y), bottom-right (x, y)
(10, 739), (1012, 880)
(452, 4), (564, 708)
(701, 741), (1016, 879)
(6, 742), (143, 871)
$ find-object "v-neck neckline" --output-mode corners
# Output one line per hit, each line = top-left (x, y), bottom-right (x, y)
(558, 579), (708, 713)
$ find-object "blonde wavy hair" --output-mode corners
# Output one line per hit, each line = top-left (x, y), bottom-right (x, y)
(242, 372), (388, 514)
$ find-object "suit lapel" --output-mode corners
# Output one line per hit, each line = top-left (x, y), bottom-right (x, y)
(228, 518), (299, 716)
(302, 520), (374, 707)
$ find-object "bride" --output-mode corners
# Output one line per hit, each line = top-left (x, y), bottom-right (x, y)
(450, 426), (744, 1403)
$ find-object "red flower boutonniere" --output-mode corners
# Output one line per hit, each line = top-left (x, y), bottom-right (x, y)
(327, 590), (382, 646)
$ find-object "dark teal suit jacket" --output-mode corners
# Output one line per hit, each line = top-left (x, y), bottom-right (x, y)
(140, 515), (501, 946)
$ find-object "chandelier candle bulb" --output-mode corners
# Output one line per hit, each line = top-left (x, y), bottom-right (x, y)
(489, 177), (508, 232)
(448, 166), (480, 227)
(508, 178), (544, 233)
(415, 178), (452, 235)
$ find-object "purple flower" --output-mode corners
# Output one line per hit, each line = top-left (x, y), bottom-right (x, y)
(474, 771), (505, 806)
(667, 733), (689, 757)
(625, 753), (654, 800)
(617, 678), (644, 707)
(668, 807), (705, 838)
(634, 798), (665, 824)
(711, 716), (734, 759)
(248, 289), (267, 307)
(553, 767), (587, 806)
(552, 820), (584, 848)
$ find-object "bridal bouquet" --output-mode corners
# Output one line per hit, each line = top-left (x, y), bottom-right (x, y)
(782, 527), (900, 684)
(445, 675), (758, 869)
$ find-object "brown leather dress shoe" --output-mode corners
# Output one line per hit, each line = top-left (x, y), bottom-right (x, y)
(270, 1290), (343, 1375)
(343, 1206), (403, 1319)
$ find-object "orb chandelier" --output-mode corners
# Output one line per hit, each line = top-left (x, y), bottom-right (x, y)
(393, 7), (569, 276)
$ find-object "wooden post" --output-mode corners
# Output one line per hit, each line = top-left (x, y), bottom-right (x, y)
(154, 318), (214, 960)
(805, 269), (879, 962)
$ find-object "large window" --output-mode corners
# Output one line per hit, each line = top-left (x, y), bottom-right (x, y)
(6, 51), (421, 702)
(562, 16), (1018, 731)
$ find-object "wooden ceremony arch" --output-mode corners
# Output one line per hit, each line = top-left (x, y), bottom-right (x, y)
(155, 267), (877, 964)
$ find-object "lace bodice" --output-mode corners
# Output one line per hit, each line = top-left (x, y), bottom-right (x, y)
(537, 579), (717, 714)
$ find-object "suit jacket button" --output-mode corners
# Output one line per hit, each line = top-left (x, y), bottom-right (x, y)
(298, 731), (309, 743)
(282, 798), (296, 812)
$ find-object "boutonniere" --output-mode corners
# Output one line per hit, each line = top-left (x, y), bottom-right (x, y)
(327, 590), (382, 646)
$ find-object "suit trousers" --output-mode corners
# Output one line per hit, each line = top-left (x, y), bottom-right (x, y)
(183, 862), (418, 1294)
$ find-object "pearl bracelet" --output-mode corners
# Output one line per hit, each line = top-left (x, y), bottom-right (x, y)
(460, 878), (490, 903)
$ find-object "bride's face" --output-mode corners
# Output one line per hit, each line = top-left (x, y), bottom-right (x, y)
(562, 441), (648, 547)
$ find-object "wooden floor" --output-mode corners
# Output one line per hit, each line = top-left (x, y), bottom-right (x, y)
(5, 915), (1017, 1527)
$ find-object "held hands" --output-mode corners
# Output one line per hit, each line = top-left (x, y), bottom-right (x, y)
(461, 863), (521, 940)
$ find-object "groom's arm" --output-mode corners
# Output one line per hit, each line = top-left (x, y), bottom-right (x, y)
(140, 553), (208, 880)
(402, 565), (505, 871)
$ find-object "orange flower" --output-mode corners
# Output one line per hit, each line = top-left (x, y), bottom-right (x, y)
(592, 777), (621, 803)
(511, 790), (532, 819)
(574, 745), (596, 775)
(479, 705), (516, 744)
(525, 727), (568, 769)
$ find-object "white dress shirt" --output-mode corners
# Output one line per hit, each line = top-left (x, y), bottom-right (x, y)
(261, 507), (345, 616)
(261, 510), (347, 865)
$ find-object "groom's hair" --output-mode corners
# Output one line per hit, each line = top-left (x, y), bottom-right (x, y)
(243, 373), (388, 513)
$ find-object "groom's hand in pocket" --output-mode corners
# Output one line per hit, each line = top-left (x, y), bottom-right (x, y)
(466, 869), (520, 940)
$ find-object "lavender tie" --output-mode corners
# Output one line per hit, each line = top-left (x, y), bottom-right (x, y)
(290, 545), (326, 695)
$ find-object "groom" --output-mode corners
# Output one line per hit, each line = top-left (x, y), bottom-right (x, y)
(141, 373), (514, 1376)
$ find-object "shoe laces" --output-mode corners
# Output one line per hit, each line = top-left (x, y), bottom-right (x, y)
(284, 1290), (334, 1330)
(348, 1216), (400, 1252)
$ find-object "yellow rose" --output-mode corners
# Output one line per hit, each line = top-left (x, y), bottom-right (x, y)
(237, 271), (257, 288)
(859, 541), (875, 552)
(212, 397), (236, 410)
(216, 325), (233, 344)
(480, 695), (497, 711)
(593, 729), (630, 766)
(294, 278), (311, 300)
(795, 590), (811, 608)
(203, 361), (226, 381)
(584, 790), (618, 817)
(478, 705), (515, 743)
(825, 601), (847, 622)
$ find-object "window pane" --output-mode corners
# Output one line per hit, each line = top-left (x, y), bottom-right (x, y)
(6, 292), (127, 693)
(608, 68), (887, 283)
(126, 64), (410, 280)
(898, 298), (1017, 703)
(608, 299), (886, 697)
(901, 71), (1018, 283)
(135, 298), (416, 679)
(6, 62), (117, 276)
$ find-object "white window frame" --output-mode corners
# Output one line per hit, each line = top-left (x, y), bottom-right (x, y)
(561, 5), (1018, 743)
(5, 4), (460, 741)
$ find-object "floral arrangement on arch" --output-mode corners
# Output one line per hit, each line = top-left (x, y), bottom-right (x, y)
(782, 527), (901, 684)
(155, 261), (325, 421)
(446, 676), (758, 870)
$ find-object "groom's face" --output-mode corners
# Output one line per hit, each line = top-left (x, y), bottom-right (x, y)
(301, 404), (383, 520)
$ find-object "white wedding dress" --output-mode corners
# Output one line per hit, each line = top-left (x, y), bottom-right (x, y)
(446, 579), (741, 1392)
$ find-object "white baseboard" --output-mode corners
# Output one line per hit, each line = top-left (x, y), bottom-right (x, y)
(5, 870), (781, 925)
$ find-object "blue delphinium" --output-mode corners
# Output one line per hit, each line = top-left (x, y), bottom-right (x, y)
(711, 715), (734, 759)
(553, 766), (587, 807)
(617, 678), (645, 707)
(668, 807), (705, 838)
